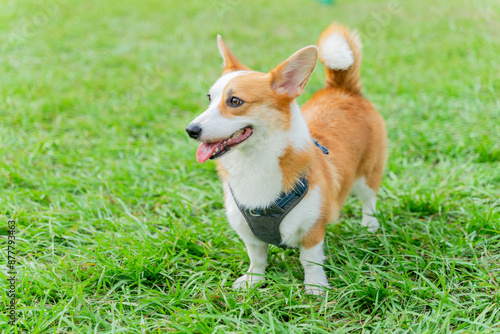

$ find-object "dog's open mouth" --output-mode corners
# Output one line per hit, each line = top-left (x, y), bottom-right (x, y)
(196, 126), (253, 163)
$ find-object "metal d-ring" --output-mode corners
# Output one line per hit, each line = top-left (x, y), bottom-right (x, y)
(248, 209), (260, 217)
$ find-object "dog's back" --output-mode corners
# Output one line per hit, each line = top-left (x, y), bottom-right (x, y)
(303, 24), (387, 207)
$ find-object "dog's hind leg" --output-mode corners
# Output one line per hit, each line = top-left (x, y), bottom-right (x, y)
(352, 175), (380, 232)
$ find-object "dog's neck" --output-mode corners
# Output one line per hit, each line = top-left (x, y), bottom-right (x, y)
(218, 102), (313, 208)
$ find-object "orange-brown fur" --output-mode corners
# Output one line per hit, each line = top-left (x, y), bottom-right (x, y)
(218, 35), (250, 75)
(297, 25), (387, 248)
(278, 145), (315, 192)
(295, 24), (387, 249)
(300, 90), (387, 248)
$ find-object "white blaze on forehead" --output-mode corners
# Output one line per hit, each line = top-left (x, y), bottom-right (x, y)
(320, 32), (353, 70)
(208, 71), (254, 107)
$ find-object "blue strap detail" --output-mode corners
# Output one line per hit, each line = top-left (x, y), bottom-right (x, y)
(275, 177), (308, 208)
(248, 176), (308, 216)
(313, 139), (329, 154)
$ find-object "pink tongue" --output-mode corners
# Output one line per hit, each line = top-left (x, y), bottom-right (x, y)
(196, 141), (222, 163)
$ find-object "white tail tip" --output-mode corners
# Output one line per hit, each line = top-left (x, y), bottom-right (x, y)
(319, 32), (354, 70)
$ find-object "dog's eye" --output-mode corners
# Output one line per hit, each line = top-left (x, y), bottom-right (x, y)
(207, 94), (211, 103)
(228, 96), (244, 107)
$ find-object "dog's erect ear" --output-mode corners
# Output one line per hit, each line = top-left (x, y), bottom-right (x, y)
(217, 35), (250, 75)
(270, 46), (318, 98)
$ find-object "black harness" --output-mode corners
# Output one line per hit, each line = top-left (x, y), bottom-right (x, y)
(230, 176), (309, 248)
(229, 139), (329, 248)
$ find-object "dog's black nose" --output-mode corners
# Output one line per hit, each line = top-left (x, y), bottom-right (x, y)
(186, 123), (202, 139)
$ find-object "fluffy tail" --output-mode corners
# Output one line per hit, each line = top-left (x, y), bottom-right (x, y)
(317, 23), (362, 94)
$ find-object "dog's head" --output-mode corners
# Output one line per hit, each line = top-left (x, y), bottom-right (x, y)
(186, 36), (318, 163)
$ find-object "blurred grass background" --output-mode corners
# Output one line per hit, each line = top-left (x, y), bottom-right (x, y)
(0, 0), (499, 332)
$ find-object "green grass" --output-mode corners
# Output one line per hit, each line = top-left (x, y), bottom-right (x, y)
(1, 0), (499, 332)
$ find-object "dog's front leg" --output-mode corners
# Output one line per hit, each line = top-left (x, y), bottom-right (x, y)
(233, 240), (268, 289)
(300, 240), (330, 295)
(225, 185), (269, 289)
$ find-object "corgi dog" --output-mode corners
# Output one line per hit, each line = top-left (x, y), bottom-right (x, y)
(186, 23), (387, 294)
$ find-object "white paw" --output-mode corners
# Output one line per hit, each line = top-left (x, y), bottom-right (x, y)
(304, 279), (331, 295)
(232, 274), (265, 290)
(361, 216), (379, 233)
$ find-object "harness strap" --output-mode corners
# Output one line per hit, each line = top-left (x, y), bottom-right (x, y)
(313, 138), (329, 154)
